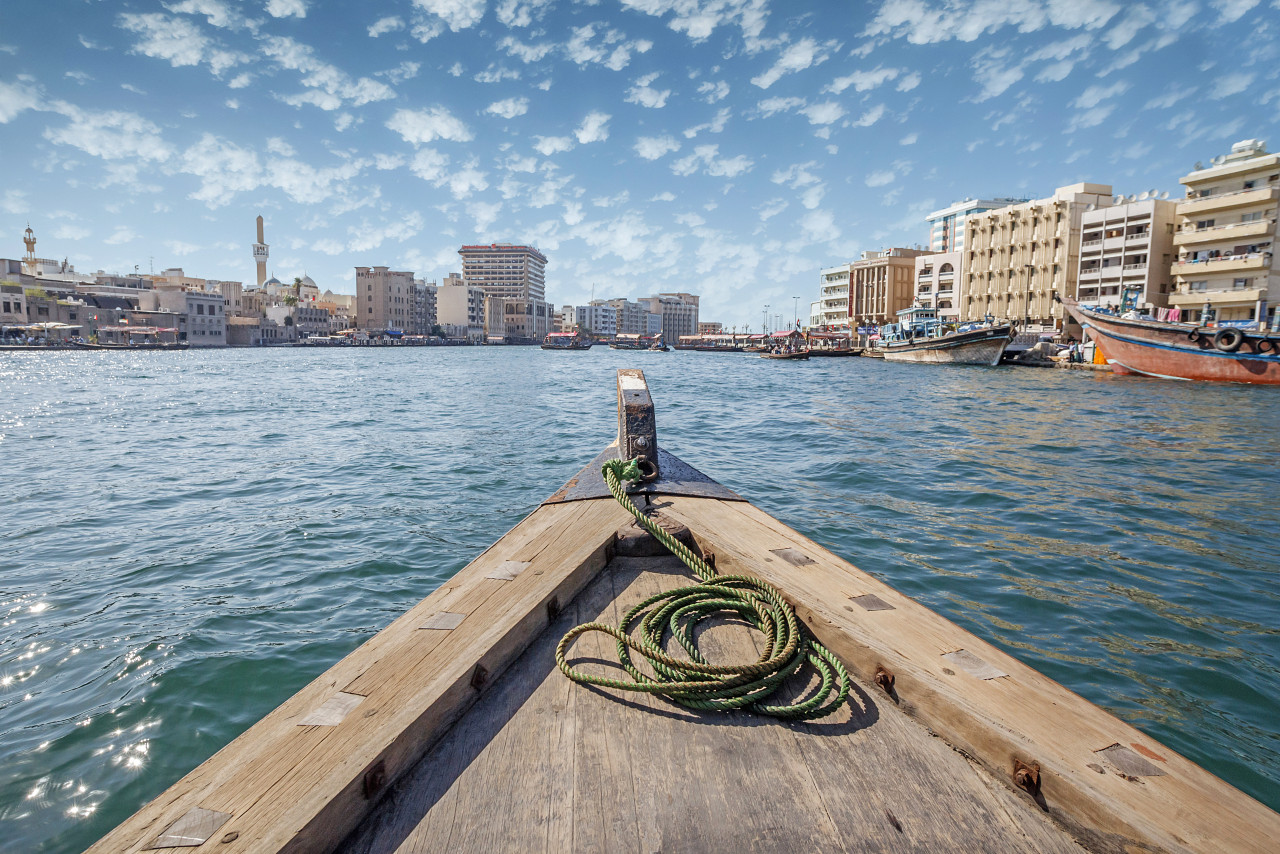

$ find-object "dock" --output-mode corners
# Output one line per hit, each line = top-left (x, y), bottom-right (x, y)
(89, 371), (1280, 854)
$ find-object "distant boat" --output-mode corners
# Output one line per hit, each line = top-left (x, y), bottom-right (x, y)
(880, 306), (1014, 366)
(761, 349), (810, 360)
(609, 334), (664, 350)
(541, 332), (592, 350)
(1061, 296), (1280, 384)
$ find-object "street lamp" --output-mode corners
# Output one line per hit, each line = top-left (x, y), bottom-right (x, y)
(793, 296), (800, 330)
(763, 304), (769, 335)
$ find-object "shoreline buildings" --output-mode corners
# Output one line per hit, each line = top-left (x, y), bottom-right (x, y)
(459, 243), (550, 343)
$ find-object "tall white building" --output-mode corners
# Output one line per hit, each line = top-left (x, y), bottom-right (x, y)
(576, 302), (618, 337)
(817, 264), (851, 328)
(638, 292), (699, 345)
(927, 197), (1029, 252)
(458, 243), (550, 341)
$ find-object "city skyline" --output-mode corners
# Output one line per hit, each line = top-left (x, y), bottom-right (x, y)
(2, 1), (1278, 328)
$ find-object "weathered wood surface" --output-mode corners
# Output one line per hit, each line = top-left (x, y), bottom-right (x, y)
(342, 555), (1083, 854)
(87, 498), (631, 854)
(652, 496), (1280, 854)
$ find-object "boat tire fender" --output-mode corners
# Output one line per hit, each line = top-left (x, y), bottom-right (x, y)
(1213, 328), (1244, 353)
(1187, 329), (1200, 343)
(1257, 337), (1274, 353)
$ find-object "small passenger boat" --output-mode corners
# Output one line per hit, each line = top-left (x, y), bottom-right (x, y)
(90, 371), (1280, 854)
(609, 333), (665, 351)
(880, 305), (1014, 365)
(541, 331), (592, 350)
(761, 348), (810, 360)
(1061, 296), (1280, 384)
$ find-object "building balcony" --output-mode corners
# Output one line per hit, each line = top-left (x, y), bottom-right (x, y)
(1178, 185), (1280, 216)
(1168, 288), (1265, 307)
(1122, 263), (1148, 272)
(1173, 253), (1271, 276)
(1081, 238), (1103, 248)
(1173, 219), (1276, 247)
(917, 270), (933, 279)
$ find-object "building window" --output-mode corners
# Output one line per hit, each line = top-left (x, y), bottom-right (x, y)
(1233, 278), (1250, 289)
(1241, 211), (1263, 223)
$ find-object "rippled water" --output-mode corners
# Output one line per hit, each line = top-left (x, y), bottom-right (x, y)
(2, 348), (1278, 850)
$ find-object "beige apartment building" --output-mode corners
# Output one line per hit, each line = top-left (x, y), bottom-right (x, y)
(1170, 139), (1279, 325)
(638, 292), (699, 346)
(1077, 198), (1177, 311)
(913, 251), (961, 320)
(960, 183), (1114, 331)
(849, 248), (932, 328)
(459, 243), (550, 341)
(355, 266), (415, 333)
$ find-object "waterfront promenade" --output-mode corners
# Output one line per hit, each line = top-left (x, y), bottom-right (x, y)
(2, 347), (1277, 851)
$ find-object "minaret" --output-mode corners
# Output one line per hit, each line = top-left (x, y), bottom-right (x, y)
(22, 224), (36, 275)
(252, 215), (269, 288)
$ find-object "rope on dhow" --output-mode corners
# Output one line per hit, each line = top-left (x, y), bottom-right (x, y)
(555, 458), (851, 721)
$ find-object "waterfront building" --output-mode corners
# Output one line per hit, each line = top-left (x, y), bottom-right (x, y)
(226, 315), (287, 347)
(698, 322), (723, 335)
(459, 243), (550, 342)
(484, 296), (507, 343)
(297, 275), (320, 304)
(149, 267), (207, 291)
(266, 304), (331, 340)
(2, 280), (27, 324)
(91, 273), (152, 291)
(960, 182), (1115, 333)
(140, 285), (227, 347)
(355, 266), (415, 333)
(554, 305), (576, 333)
(817, 264), (851, 328)
(437, 274), (486, 341)
(603, 298), (663, 336)
(208, 280), (243, 316)
(913, 251), (961, 320)
(252, 215), (269, 288)
(1170, 139), (1279, 325)
(576, 301), (618, 338)
(849, 248), (933, 328)
(927, 197), (1030, 252)
(638, 292), (699, 346)
(412, 278), (438, 335)
(808, 300), (822, 329)
(1077, 197), (1177, 311)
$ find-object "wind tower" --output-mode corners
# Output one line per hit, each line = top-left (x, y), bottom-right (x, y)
(22, 224), (36, 275)
(252, 215), (269, 287)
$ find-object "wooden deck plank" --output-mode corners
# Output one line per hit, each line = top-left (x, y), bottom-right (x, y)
(656, 495), (1280, 854)
(341, 554), (1081, 854)
(88, 499), (628, 854)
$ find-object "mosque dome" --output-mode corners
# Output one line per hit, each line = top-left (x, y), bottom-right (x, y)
(264, 275), (281, 286)
(300, 274), (317, 288)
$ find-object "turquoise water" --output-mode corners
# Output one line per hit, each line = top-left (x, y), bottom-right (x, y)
(2, 348), (1278, 850)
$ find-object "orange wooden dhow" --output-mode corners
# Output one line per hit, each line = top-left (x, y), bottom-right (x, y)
(89, 371), (1279, 853)
(1063, 296), (1280, 384)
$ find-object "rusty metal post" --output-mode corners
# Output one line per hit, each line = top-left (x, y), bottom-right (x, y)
(616, 369), (660, 481)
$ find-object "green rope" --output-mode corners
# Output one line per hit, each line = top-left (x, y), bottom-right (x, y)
(555, 458), (851, 721)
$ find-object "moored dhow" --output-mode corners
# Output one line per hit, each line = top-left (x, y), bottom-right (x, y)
(880, 305), (1015, 365)
(1062, 296), (1280, 384)
(89, 371), (1280, 854)
(540, 331), (592, 350)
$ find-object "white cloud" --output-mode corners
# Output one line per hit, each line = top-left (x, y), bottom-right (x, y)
(864, 0), (1120, 44)
(0, 80), (40, 123)
(800, 101), (844, 125)
(865, 169), (896, 187)
(575, 111), (611, 143)
(900, 132), (918, 145)
(500, 35), (554, 62)
(626, 73), (671, 108)
(1072, 81), (1129, 109)
(634, 135), (680, 159)
(378, 61), (421, 84)
(386, 106), (474, 144)
(475, 65), (520, 83)
(970, 48), (1023, 101)
(486, 96), (529, 118)
(409, 148), (449, 181)
(105, 227), (138, 245)
(413, 0), (487, 31)
(533, 135), (574, 155)
(1066, 103), (1115, 131)
(1144, 86), (1195, 109)
(368, 16), (405, 36)
(54, 224), (91, 241)
(651, 191), (676, 201)
(346, 212), (424, 253)
(898, 72), (921, 91)
(1036, 60), (1074, 82)
(1211, 0), (1260, 22)
(1210, 72), (1254, 98)
(0, 189), (27, 214)
(851, 103), (886, 126)
(671, 144), (753, 177)
(758, 198), (787, 220)
(799, 209), (839, 244)
(44, 106), (173, 162)
(118, 12), (249, 76)
(166, 239), (202, 255)
(827, 67), (899, 94)
(697, 80), (730, 102)
(564, 23), (652, 70)
(265, 0), (307, 18)
(756, 96), (803, 118)
(684, 107), (731, 137)
(751, 37), (835, 89)
(261, 36), (395, 109)
(469, 200), (503, 232)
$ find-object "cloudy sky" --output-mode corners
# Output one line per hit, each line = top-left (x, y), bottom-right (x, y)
(2, 0), (1278, 328)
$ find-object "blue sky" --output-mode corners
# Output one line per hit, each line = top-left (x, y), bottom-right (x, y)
(1, 0), (1278, 329)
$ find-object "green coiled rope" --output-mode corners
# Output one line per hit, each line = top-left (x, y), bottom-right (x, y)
(555, 458), (851, 721)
